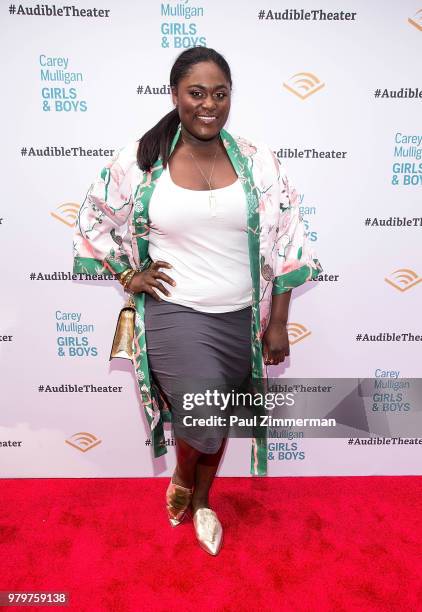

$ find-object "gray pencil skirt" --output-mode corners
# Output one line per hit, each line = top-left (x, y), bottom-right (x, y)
(144, 293), (252, 453)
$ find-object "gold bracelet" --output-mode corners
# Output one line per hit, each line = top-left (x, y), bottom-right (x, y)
(118, 269), (133, 286)
(122, 269), (137, 291)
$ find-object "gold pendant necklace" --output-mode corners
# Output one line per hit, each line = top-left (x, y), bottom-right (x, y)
(208, 191), (217, 217)
(181, 136), (219, 217)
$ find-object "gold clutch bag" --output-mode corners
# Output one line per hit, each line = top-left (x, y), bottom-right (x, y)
(109, 295), (136, 361)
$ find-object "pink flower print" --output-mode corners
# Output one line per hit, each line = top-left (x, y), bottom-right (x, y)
(259, 190), (273, 213)
(109, 162), (123, 184)
(279, 210), (291, 235)
(236, 137), (257, 157)
(282, 260), (300, 274)
(289, 186), (299, 207)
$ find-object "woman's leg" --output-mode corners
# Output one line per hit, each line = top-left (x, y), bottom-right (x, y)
(191, 438), (227, 512)
(172, 437), (202, 488)
(171, 436), (227, 512)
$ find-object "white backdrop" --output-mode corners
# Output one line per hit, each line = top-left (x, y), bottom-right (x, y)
(1, 0), (421, 477)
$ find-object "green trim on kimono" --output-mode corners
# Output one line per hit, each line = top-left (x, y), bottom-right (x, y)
(73, 254), (132, 276)
(272, 259), (321, 295)
(131, 124), (268, 476)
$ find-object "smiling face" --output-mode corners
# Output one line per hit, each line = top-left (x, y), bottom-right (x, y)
(171, 60), (231, 141)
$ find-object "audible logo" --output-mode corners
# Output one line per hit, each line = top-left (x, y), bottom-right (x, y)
(287, 322), (311, 345)
(65, 432), (102, 452)
(51, 203), (80, 227)
(384, 269), (422, 292)
(283, 72), (325, 100)
(408, 9), (422, 31)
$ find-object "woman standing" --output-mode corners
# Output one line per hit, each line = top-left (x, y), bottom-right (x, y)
(73, 47), (322, 556)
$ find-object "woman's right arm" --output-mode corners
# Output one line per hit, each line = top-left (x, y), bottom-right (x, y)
(73, 143), (176, 298)
(73, 143), (137, 278)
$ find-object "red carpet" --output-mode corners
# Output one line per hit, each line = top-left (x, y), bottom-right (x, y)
(1, 476), (421, 611)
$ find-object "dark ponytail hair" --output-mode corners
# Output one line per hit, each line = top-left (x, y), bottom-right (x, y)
(136, 47), (232, 171)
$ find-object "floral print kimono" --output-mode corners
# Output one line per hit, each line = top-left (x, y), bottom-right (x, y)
(73, 124), (322, 476)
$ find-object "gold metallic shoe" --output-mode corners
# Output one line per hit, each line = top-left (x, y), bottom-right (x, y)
(193, 508), (223, 556)
(166, 479), (194, 527)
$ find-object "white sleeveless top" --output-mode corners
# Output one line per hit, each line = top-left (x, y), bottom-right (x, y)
(148, 166), (253, 313)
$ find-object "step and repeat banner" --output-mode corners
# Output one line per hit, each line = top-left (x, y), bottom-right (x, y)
(1, 1), (421, 477)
